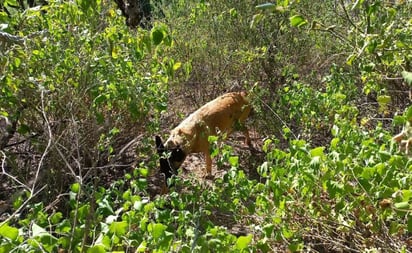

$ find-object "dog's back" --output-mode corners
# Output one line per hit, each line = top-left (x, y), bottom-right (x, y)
(166, 91), (250, 153)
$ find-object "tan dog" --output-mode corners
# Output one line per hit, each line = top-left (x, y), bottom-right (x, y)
(156, 91), (251, 182)
(393, 119), (412, 155)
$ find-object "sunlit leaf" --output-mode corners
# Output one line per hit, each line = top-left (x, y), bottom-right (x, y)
(136, 241), (147, 252)
(289, 15), (307, 27)
(87, 245), (106, 253)
(32, 223), (58, 250)
(394, 201), (410, 210)
(256, 3), (277, 11)
(361, 167), (375, 180)
(109, 221), (128, 236)
(377, 95), (391, 105)
(236, 234), (252, 250)
(346, 53), (357, 66)
(405, 106), (412, 121)
(173, 62), (182, 71)
(148, 223), (166, 240)
(330, 137), (339, 149)
(281, 226), (294, 239)
(229, 156), (239, 167)
(393, 115), (406, 125)
(0, 223), (19, 241)
(208, 135), (219, 143)
(310, 146), (325, 157)
(71, 183), (80, 193)
(402, 71), (412, 86)
(50, 212), (63, 224)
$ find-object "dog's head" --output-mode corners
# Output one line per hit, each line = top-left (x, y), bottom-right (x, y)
(155, 136), (186, 181)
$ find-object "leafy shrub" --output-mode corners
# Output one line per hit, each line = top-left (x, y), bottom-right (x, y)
(1, 0), (412, 252)
(0, 0), (177, 232)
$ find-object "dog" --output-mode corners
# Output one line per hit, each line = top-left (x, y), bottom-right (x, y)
(393, 119), (412, 155)
(155, 91), (252, 184)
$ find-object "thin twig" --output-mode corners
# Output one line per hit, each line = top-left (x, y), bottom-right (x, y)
(1, 150), (31, 191)
(338, 0), (362, 33)
(31, 89), (53, 193)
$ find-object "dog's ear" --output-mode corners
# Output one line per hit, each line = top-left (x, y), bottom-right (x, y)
(156, 135), (174, 182)
(155, 135), (164, 153)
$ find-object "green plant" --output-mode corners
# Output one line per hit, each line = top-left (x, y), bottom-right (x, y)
(2, 0), (412, 252)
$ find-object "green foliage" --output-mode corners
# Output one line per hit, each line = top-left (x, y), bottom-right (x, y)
(1, 0), (412, 252)
(1, 0), (175, 204)
(257, 0), (412, 96)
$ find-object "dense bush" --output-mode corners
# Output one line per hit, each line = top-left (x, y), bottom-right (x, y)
(1, 0), (176, 236)
(1, 0), (411, 252)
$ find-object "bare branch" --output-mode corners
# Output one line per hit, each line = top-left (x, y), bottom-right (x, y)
(1, 151), (31, 192)
(31, 90), (53, 193)
(338, 0), (362, 33)
(0, 31), (25, 45)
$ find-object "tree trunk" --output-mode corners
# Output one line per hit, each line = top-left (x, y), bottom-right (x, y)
(113, 0), (152, 29)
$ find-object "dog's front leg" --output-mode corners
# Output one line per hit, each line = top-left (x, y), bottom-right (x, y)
(205, 152), (213, 178)
(243, 128), (252, 147)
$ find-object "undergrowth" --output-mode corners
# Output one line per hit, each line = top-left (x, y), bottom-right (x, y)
(1, 0), (412, 252)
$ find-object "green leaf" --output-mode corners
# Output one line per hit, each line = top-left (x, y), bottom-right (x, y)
(330, 137), (339, 149)
(109, 221), (128, 236)
(77, 204), (90, 222)
(394, 201), (410, 210)
(326, 181), (344, 198)
(401, 190), (412, 202)
(236, 234), (252, 250)
(32, 223), (46, 237)
(50, 212), (63, 224)
(401, 71), (412, 86)
(228, 156), (239, 167)
(281, 226), (294, 239)
(255, 3), (277, 11)
(262, 224), (274, 237)
(346, 53), (357, 66)
(0, 244), (12, 253)
(393, 115), (406, 126)
(148, 223), (167, 240)
(17, 124), (30, 134)
(136, 241), (147, 252)
(289, 15), (307, 27)
(405, 106), (412, 121)
(377, 95), (391, 106)
(71, 182), (80, 193)
(251, 14), (264, 28)
(310, 146), (325, 157)
(173, 62), (182, 71)
(87, 245), (106, 253)
(0, 223), (19, 241)
(208, 135), (219, 143)
(408, 215), (412, 232)
(361, 167), (375, 180)
(151, 29), (164, 46)
(31, 223), (58, 250)
(288, 242), (304, 252)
